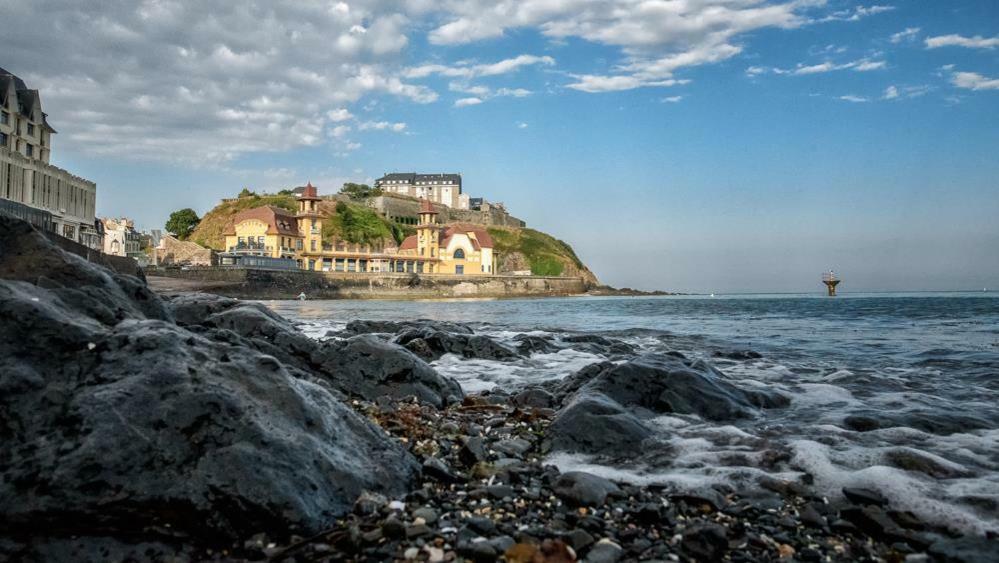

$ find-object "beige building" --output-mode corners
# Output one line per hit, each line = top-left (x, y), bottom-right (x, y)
(101, 217), (141, 257)
(396, 199), (496, 275)
(152, 234), (215, 267)
(374, 173), (471, 210)
(0, 66), (99, 248)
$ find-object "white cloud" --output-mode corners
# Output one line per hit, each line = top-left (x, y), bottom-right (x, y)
(757, 58), (888, 76)
(454, 97), (483, 107)
(883, 85), (899, 100)
(405, 54), (555, 79)
(950, 71), (999, 91)
(326, 108), (353, 122)
(839, 95), (869, 103)
(890, 27), (921, 44)
(358, 121), (407, 132)
(818, 5), (895, 23)
(746, 66), (768, 77)
(882, 84), (931, 100)
(661, 95), (684, 103)
(516, 121), (528, 128)
(925, 34), (999, 50)
(5, 2), (433, 164)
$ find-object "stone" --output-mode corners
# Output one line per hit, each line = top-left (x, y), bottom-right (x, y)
(585, 539), (623, 563)
(344, 319), (475, 336)
(314, 334), (464, 408)
(412, 507), (439, 525)
(712, 350), (763, 360)
(459, 436), (489, 467)
(843, 414), (881, 432)
(546, 393), (653, 457)
(493, 438), (532, 457)
(842, 487), (888, 507)
(928, 536), (999, 563)
(394, 327), (520, 362)
(562, 334), (637, 358)
(552, 471), (621, 507)
(883, 447), (970, 479)
(680, 523), (729, 562)
(0, 221), (419, 557)
(423, 457), (465, 484)
(511, 388), (556, 409)
(567, 529), (595, 551)
(578, 354), (789, 421)
(513, 335), (560, 355)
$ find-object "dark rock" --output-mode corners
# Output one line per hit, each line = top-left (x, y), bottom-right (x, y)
(562, 334), (637, 358)
(712, 350), (763, 360)
(552, 471), (621, 507)
(354, 491), (388, 516)
(381, 517), (406, 539)
(459, 436), (489, 467)
(423, 457), (465, 484)
(344, 319), (474, 336)
(514, 335), (560, 355)
(406, 524), (433, 538)
(412, 507), (439, 525)
(577, 354), (789, 420)
(566, 529), (595, 551)
(883, 447), (970, 479)
(394, 328), (519, 362)
(799, 503), (827, 528)
(928, 536), (999, 563)
(457, 539), (497, 562)
(546, 393), (653, 457)
(0, 228), (419, 555)
(671, 490), (728, 512)
(842, 487), (888, 507)
(314, 334), (463, 408)
(585, 539), (623, 563)
(680, 523), (729, 561)
(843, 414), (881, 432)
(549, 361), (615, 404)
(167, 292), (242, 326)
(467, 517), (497, 536)
(493, 438), (532, 457)
(511, 388), (556, 409)
(486, 485), (515, 499)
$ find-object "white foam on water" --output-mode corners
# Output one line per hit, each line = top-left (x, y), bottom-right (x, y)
(431, 347), (606, 394)
(789, 383), (861, 407)
(789, 439), (998, 536)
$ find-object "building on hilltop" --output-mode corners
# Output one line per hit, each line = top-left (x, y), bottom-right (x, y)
(374, 172), (470, 210)
(395, 199), (496, 275)
(0, 66), (99, 248)
(221, 185), (496, 274)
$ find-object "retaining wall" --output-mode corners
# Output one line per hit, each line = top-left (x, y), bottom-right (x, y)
(147, 267), (586, 300)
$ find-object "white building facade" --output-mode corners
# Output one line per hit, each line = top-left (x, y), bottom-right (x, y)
(374, 173), (470, 210)
(0, 66), (99, 248)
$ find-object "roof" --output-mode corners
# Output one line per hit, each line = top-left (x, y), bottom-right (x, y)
(298, 181), (320, 200)
(419, 198), (437, 214)
(0, 67), (56, 132)
(375, 172), (462, 186)
(442, 224), (493, 250)
(399, 234), (418, 251)
(224, 205), (301, 237)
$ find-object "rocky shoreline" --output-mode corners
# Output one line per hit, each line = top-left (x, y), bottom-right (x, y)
(1, 214), (995, 562)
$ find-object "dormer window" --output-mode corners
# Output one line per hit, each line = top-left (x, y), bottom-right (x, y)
(27, 123), (34, 136)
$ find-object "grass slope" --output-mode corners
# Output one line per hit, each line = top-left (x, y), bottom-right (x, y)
(487, 227), (588, 278)
(190, 195), (297, 249)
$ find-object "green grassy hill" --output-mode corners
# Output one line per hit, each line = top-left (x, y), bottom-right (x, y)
(487, 226), (599, 284)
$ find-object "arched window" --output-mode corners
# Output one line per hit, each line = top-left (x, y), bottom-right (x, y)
(453, 248), (465, 259)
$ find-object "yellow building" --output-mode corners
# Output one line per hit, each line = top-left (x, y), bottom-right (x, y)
(222, 186), (496, 275)
(396, 199), (497, 275)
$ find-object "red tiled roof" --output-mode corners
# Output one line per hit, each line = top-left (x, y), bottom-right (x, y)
(441, 224), (493, 249)
(223, 205), (301, 236)
(419, 198), (437, 214)
(399, 234), (418, 250)
(299, 181), (320, 200)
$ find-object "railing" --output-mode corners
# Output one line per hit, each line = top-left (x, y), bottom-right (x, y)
(227, 244), (272, 254)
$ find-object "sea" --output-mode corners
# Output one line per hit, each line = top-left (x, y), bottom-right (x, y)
(265, 292), (999, 536)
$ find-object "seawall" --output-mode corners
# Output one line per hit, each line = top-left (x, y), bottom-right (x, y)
(146, 267), (587, 299)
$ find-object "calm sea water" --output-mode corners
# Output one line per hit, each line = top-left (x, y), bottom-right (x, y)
(265, 292), (999, 535)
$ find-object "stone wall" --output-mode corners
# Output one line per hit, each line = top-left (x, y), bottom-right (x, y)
(147, 267), (587, 300)
(39, 228), (144, 279)
(153, 234), (216, 266)
(366, 194), (526, 228)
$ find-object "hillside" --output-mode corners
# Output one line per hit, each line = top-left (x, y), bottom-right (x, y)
(487, 226), (600, 285)
(189, 195), (408, 250)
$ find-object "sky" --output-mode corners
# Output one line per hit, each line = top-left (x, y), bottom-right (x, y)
(2, 0), (998, 293)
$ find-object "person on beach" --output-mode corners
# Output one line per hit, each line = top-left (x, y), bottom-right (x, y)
(297, 291), (307, 301)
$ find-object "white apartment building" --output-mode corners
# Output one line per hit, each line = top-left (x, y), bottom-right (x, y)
(0, 66), (99, 248)
(101, 217), (142, 258)
(374, 172), (471, 210)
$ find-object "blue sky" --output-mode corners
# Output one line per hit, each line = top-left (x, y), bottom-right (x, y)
(4, 0), (998, 292)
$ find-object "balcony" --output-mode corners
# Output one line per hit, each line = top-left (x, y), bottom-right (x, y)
(227, 242), (272, 254)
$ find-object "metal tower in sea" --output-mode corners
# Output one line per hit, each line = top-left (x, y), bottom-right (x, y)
(822, 271), (840, 297)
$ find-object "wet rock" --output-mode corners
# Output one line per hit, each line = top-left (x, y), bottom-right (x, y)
(493, 437), (532, 457)
(412, 507), (439, 525)
(567, 529), (595, 551)
(883, 447), (971, 479)
(546, 393), (653, 457)
(928, 536), (999, 563)
(511, 388), (556, 409)
(578, 354), (789, 420)
(562, 334), (637, 358)
(200, 302), (320, 368)
(672, 490), (728, 512)
(681, 523), (729, 561)
(459, 436), (489, 467)
(552, 471), (621, 507)
(167, 292), (241, 325)
(585, 538), (623, 563)
(843, 414), (881, 432)
(423, 457), (465, 484)
(314, 334), (463, 408)
(344, 319), (475, 336)
(394, 328), (519, 362)
(842, 487), (888, 507)
(799, 503), (827, 528)
(713, 349), (763, 360)
(514, 334), (560, 355)
(354, 491), (388, 516)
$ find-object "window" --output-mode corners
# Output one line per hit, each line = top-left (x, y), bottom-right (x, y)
(296, 239), (303, 250)
(0, 111), (8, 125)
(0, 132), (6, 147)
(453, 248), (465, 259)
(25, 144), (33, 157)
(311, 239), (316, 251)
(258, 236), (264, 246)
(27, 123), (34, 136)
(455, 265), (464, 275)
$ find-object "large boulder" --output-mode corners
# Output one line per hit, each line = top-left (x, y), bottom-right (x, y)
(578, 354), (788, 421)
(344, 319), (475, 336)
(394, 328), (520, 362)
(0, 217), (420, 556)
(314, 335), (464, 408)
(546, 393), (654, 457)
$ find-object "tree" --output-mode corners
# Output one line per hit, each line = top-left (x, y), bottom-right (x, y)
(238, 187), (257, 198)
(165, 208), (201, 240)
(339, 182), (382, 200)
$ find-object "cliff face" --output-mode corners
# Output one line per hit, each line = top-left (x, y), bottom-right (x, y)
(487, 226), (600, 286)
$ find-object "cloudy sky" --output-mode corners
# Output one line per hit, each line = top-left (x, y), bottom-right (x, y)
(3, 0), (998, 292)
